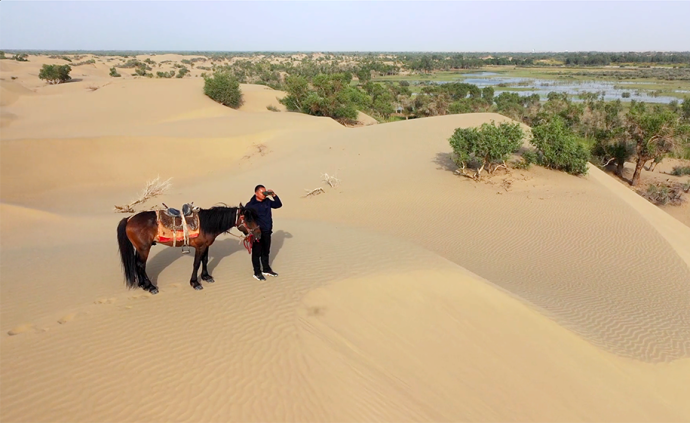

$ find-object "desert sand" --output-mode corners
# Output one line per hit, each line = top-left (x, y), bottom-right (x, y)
(1, 55), (690, 422)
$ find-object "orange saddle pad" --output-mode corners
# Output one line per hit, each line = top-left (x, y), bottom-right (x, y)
(155, 211), (200, 243)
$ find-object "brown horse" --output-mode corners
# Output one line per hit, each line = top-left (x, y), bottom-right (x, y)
(116, 204), (260, 293)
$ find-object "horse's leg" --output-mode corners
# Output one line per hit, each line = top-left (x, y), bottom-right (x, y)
(189, 245), (206, 290)
(201, 247), (214, 283)
(135, 246), (158, 295)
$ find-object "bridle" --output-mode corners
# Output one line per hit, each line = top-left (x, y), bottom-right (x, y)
(233, 207), (260, 254)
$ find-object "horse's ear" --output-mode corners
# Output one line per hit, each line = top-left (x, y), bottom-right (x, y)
(239, 202), (244, 209)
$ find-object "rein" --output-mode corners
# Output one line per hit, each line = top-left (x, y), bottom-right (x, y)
(227, 208), (255, 254)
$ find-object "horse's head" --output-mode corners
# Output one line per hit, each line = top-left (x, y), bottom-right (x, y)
(237, 203), (261, 240)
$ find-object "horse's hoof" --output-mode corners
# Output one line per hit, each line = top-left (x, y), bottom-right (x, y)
(202, 275), (215, 283)
(191, 282), (203, 290)
(149, 287), (159, 295)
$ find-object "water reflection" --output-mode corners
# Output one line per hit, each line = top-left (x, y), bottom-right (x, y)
(410, 72), (681, 104)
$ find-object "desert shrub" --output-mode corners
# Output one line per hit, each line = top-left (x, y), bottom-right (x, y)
(176, 67), (189, 78)
(156, 71), (175, 78)
(13, 53), (28, 62)
(671, 166), (690, 176)
(109, 67), (121, 77)
(513, 150), (538, 169)
(73, 59), (96, 66)
(530, 117), (590, 175)
(641, 183), (686, 206)
(204, 71), (244, 108)
(279, 74), (359, 123)
(266, 105), (280, 112)
(38, 64), (71, 84)
(449, 120), (524, 179)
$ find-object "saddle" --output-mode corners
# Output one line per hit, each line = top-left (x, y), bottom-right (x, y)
(155, 202), (200, 249)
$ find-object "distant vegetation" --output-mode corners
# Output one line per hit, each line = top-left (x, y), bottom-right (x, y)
(72, 59), (96, 66)
(109, 67), (121, 77)
(279, 73), (361, 124)
(38, 64), (72, 84)
(203, 72), (243, 108)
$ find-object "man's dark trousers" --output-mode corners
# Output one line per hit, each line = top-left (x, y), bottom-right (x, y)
(252, 231), (272, 274)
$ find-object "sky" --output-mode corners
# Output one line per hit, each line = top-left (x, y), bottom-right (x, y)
(1, 1), (689, 52)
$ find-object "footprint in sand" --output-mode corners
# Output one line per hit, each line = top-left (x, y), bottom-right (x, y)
(94, 297), (117, 305)
(58, 313), (77, 325)
(7, 324), (34, 336)
(129, 293), (151, 300)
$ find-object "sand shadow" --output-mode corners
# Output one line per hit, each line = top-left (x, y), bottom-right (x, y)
(433, 152), (458, 173)
(146, 247), (187, 284)
(270, 230), (293, 266)
(145, 237), (246, 284)
(207, 238), (245, 274)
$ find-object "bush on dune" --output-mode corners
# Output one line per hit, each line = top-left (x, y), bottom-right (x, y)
(204, 71), (244, 109)
(38, 64), (72, 84)
(530, 117), (590, 175)
(449, 120), (524, 180)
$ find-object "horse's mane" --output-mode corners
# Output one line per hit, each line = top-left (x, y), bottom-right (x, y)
(198, 206), (238, 235)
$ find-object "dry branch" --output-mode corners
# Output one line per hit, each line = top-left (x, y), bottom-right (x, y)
(114, 176), (172, 213)
(303, 187), (325, 197)
(321, 173), (341, 188)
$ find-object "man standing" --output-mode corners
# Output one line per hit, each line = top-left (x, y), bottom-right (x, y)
(246, 184), (282, 281)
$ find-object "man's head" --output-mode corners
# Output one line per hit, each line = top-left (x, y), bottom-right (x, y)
(254, 184), (267, 201)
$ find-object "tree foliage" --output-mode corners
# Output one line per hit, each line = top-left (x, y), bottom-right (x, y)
(204, 71), (244, 109)
(449, 121), (524, 179)
(530, 117), (590, 175)
(625, 103), (690, 186)
(38, 64), (72, 84)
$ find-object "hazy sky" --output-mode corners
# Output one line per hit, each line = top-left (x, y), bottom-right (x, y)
(1, 1), (688, 52)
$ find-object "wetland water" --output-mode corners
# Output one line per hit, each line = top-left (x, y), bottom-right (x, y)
(416, 72), (681, 104)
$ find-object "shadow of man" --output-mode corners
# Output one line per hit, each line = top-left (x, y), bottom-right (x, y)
(269, 230), (293, 266)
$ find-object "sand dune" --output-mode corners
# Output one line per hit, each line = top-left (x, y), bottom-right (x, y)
(2, 56), (690, 422)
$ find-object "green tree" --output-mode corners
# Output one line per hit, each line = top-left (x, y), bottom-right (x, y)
(530, 117), (590, 176)
(204, 71), (244, 109)
(482, 86), (494, 104)
(356, 67), (371, 83)
(449, 121), (524, 179)
(681, 97), (690, 122)
(279, 73), (360, 123)
(625, 104), (690, 186)
(279, 75), (310, 111)
(38, 64), (72, 84)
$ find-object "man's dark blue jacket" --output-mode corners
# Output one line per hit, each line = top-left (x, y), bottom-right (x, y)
(246, 195), (282, 233)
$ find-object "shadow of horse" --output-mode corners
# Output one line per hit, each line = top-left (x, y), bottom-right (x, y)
(146, 237), (246, 284)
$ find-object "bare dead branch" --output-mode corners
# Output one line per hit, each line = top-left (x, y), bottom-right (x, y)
(321, 173), (341, 188)
(303, 187), (325, 198)
(114, 176), (172, 213)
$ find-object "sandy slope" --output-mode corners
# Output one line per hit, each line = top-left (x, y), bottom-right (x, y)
(2, 56), (690, 422)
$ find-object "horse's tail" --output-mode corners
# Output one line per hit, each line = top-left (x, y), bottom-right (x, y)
(117, 217), (138, 289)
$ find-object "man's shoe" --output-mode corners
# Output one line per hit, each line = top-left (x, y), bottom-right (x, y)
(262, 270), (279, 277)
(253, 273), (266, 281)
